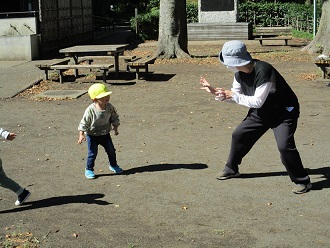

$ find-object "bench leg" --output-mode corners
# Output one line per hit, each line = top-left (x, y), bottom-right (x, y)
(320, 66), (327, 79)
(102, 69), (108, 83)
(136, 68), (140, 80)
(114, 55), (119, 78)
(124, 60), (131, 71)
(73, 56), (79, 77)
(285, 39), (288, 46)
(56, 70), (64, 84)
(45, 69), (49, 80)
(259, 40), (263, 46)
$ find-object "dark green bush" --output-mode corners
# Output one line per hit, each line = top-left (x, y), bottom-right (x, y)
(239, 2), (321, 28)
(130, 2), (321, 40)
(130, 2), (198, 41)
(130, 7), (159, 41)
(187, 2), (198, 23)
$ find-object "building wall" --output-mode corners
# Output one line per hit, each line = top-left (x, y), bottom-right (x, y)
(0, 17), (37, 36)
(39, 0), (93, 57)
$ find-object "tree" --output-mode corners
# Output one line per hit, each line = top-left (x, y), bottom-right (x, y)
(302, 0), (330, 55)
(156, 0), (190, 59)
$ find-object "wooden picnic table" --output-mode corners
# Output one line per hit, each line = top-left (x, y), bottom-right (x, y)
(59, 44), (128, 78)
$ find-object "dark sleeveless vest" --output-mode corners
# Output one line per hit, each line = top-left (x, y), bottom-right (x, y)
(234, 60), (299, 124)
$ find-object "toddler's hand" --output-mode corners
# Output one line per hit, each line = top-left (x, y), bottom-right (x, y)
(77, 135), (86, 144)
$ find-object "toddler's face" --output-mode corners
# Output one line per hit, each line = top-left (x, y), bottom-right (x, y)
(95, 95), (110, 104)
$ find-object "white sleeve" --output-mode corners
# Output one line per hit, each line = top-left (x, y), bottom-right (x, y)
(215, 77), (241, 103)
(231, 81), (275, 108)
(0, 128), (10, 140)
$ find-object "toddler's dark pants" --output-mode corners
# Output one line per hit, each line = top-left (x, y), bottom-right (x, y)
(86, 133), (118, 171)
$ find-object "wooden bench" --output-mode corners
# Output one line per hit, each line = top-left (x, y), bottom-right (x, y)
(79, 55), (136, 71)
(187, 22), (253, 40)
(35, 58), (71, 80)
(315, 60), (330, 79)
(254, 26), (292, 46)
(50, 64), (114, 83)
(127, 56), (157, 79)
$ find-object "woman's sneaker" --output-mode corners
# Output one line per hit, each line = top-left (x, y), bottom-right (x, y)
(292, 182), (312, 194)
(216, 171), (240, 180)
(15, 189), (31, 206)
(109, 165), (123, 174)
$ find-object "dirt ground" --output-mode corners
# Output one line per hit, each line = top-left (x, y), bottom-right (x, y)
(0, 39), (329, 248)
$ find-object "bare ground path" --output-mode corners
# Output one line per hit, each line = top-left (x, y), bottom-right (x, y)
(0, 39), (329, 248)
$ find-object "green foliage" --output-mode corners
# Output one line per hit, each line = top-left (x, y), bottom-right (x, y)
(130, 1), (321, 40)
(292, 30), (314, 40)
(239, 2), (322, 28)
(187, 2), (198, 23)
(130, 7), (159, 41)
(131, 1), (198, 40)
(147, 0), (159, 11)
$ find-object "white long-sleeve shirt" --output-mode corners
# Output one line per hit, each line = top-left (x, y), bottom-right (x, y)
(231, 78), (276, 108)
(0, 128), (10, 140)
(78, 103), (120, 136)
(216, 77), (276, 109)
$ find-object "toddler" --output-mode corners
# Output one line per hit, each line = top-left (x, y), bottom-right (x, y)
(0, 127), (31, 205)
(78, 83), (123, 179)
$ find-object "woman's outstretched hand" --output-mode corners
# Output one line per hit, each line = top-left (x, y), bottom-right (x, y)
(199, 77), (216, 94)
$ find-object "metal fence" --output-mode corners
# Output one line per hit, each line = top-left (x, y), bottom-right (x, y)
(241, 11), (320, 34)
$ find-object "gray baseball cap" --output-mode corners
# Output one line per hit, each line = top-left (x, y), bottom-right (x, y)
(219, 40), (252, 67)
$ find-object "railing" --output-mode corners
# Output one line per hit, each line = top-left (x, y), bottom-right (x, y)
(240, 12), (320, 34)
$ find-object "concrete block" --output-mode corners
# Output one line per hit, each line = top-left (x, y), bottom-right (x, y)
(0, 34), (40, 61)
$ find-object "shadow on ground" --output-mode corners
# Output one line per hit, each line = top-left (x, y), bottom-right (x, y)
(240, 167), (330, 191)
(96, 163), (208, 178)
(0, 194), (110, 214)
(56, 71), (176, 85)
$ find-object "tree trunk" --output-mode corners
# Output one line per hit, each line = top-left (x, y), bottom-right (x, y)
(156, 0), (190, 59)
(302, 0), (330, 55)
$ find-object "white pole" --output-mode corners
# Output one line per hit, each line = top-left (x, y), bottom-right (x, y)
(313, 0), (317, 37)
(135, 8), (138, 37)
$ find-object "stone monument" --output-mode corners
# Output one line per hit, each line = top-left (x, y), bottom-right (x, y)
(198, 0), (238, 23)
(187, 0), (253, 40)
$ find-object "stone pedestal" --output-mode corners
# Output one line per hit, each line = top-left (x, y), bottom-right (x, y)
(199, 0), (238, 23)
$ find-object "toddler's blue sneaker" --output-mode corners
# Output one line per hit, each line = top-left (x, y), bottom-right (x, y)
(85, 169), (95, 179)
(109, 165), (123, 174)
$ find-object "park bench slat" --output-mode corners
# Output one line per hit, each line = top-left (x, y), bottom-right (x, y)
(35, 58), (71, 80)
(50, 64), (114, 84)
(78, 55), (136, 71)
(50, 64), (114, 70)
(254, 26), (292, 46)
(127, 56), (157, 80)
